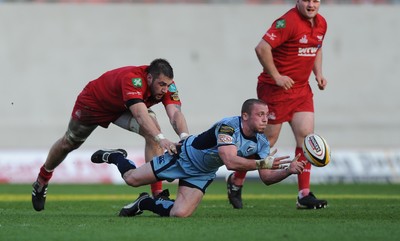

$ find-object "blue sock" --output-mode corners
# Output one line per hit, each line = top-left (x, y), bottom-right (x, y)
(140, 197), (174, 217)
(108, 154), (136, 177)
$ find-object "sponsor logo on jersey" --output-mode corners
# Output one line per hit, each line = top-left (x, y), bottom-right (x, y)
(132, 78), (142, 87)
(127, 91), (142, 96)
(276, 19), (286, 29)
(157, 155), (165, 164)
(268, 112), (276, 120)
(299, 35), (308, 44)
(266, 32), (277, 41)
(75, 110), (81, 118)
(246, 146), (255, 153)
(218, 133), (233, 144)
(168, 83), (177, 92)
(298, 47), (319, 57)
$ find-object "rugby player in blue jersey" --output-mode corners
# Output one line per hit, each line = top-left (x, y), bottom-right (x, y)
(91, 98), (306, 217)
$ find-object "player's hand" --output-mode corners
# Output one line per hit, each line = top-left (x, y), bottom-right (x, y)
(316, 76), (327, 90)
(275, 75), (295, 90)
(286, 154), (306, 174)
(256, 149), (293, 169)
(158, 138), (178, 155)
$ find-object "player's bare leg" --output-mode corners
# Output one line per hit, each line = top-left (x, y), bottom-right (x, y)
(143, 135), (164, 196)
(170, 186), (203, 217)
(114, 110), (165, 197)
(290, 112), (327, 209)
(32, 120), (96, 211)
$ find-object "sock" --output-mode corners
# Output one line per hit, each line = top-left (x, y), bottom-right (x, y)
(108, 153), (136, 177)
(140, 196), (174, 217)
(37, 165), (53, 185)
(298, 188), (311, 199)
(296, 147), (311, 195)
(151, 181), (163, 197)
(233, 171), (247, 186)
(234, 171), (247, 179)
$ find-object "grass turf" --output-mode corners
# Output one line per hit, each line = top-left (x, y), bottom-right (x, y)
(0, 181), (399, 241)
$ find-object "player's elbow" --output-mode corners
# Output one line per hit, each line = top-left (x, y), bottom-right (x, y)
(261, 179), (275, 186)
(259, 170), (280, 186)
(224, 162), (242, 171)
(255, 43), (266, 57)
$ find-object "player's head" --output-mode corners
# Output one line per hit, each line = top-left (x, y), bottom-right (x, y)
(147, 58), (174, 80)
(296, 0), (321, 20)
(241, 99), (269, 134)
(147, 58), (174, 101)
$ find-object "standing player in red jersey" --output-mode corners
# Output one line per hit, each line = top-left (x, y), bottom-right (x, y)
(227, 0), (329, 209)
(32, 58), (190, 211)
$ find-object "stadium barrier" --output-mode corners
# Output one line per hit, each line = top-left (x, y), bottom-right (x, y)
(1, 149), (399, 184)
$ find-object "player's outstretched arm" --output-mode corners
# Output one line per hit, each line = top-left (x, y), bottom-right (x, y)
(258, 154), (305, 186)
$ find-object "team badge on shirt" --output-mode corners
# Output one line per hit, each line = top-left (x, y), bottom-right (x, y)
(170, 92), (180, 101)
(132, 78), (142, 87)
(276, 19), (286, 29)
(218, 125), (234, 144)
(218, 134), (233, 144)
(218, 124), (235, 144)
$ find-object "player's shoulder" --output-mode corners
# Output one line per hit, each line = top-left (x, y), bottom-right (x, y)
(273, 8), (298, 29)
(279, 7), (298, 20)
(217, 116), (241, 130)
(316, 13), (327, 29)
(220, 116), (240, 124)
(119, 66), (148, 83)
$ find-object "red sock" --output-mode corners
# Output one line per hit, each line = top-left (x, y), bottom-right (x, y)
(151, 181), (163, 196)
(234, 171), (247, 179)
(296, 147), (311, 192)
(38, 165), (53, 185)
(233, 171), (247, 186)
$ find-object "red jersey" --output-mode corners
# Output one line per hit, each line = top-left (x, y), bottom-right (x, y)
(257, 7), (327, 88)
(72, 65), (181, 127)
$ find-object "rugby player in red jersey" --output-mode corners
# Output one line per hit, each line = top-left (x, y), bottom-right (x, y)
(32, 58), (189, 211)
(227, 0), (329, 209)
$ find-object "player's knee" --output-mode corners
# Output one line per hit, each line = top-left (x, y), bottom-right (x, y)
(61, 136), (81, 152)
(260, 175), (275, 186)
(170, 209), (192, 218)
(65, 133), (85, 150)
(169, 207), (192, 218)
(122, 174), (142, 187)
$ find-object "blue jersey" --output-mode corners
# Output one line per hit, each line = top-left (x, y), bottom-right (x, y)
(183, 116), (271, 173)
(152, 116), (271, 193)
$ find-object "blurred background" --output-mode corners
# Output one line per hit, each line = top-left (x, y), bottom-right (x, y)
(1, 0), (399, 184)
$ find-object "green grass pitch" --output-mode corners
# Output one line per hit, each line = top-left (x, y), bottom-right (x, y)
(1, 181), (399, 241)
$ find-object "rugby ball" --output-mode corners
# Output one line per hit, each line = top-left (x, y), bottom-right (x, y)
(302, 134), (331, 167)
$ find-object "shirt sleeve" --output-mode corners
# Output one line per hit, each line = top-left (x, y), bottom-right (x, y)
(121, 74), (145, 102)
(162, 82), (182, 106)
(216, 124), (235, 146)
(262, 17), (294, 49)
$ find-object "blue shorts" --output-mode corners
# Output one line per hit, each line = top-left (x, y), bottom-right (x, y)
(150, 150), (215, 193)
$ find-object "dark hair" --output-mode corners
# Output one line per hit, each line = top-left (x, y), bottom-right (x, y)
(241, 98), (267, 114)
(147, 58), (174, 79)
